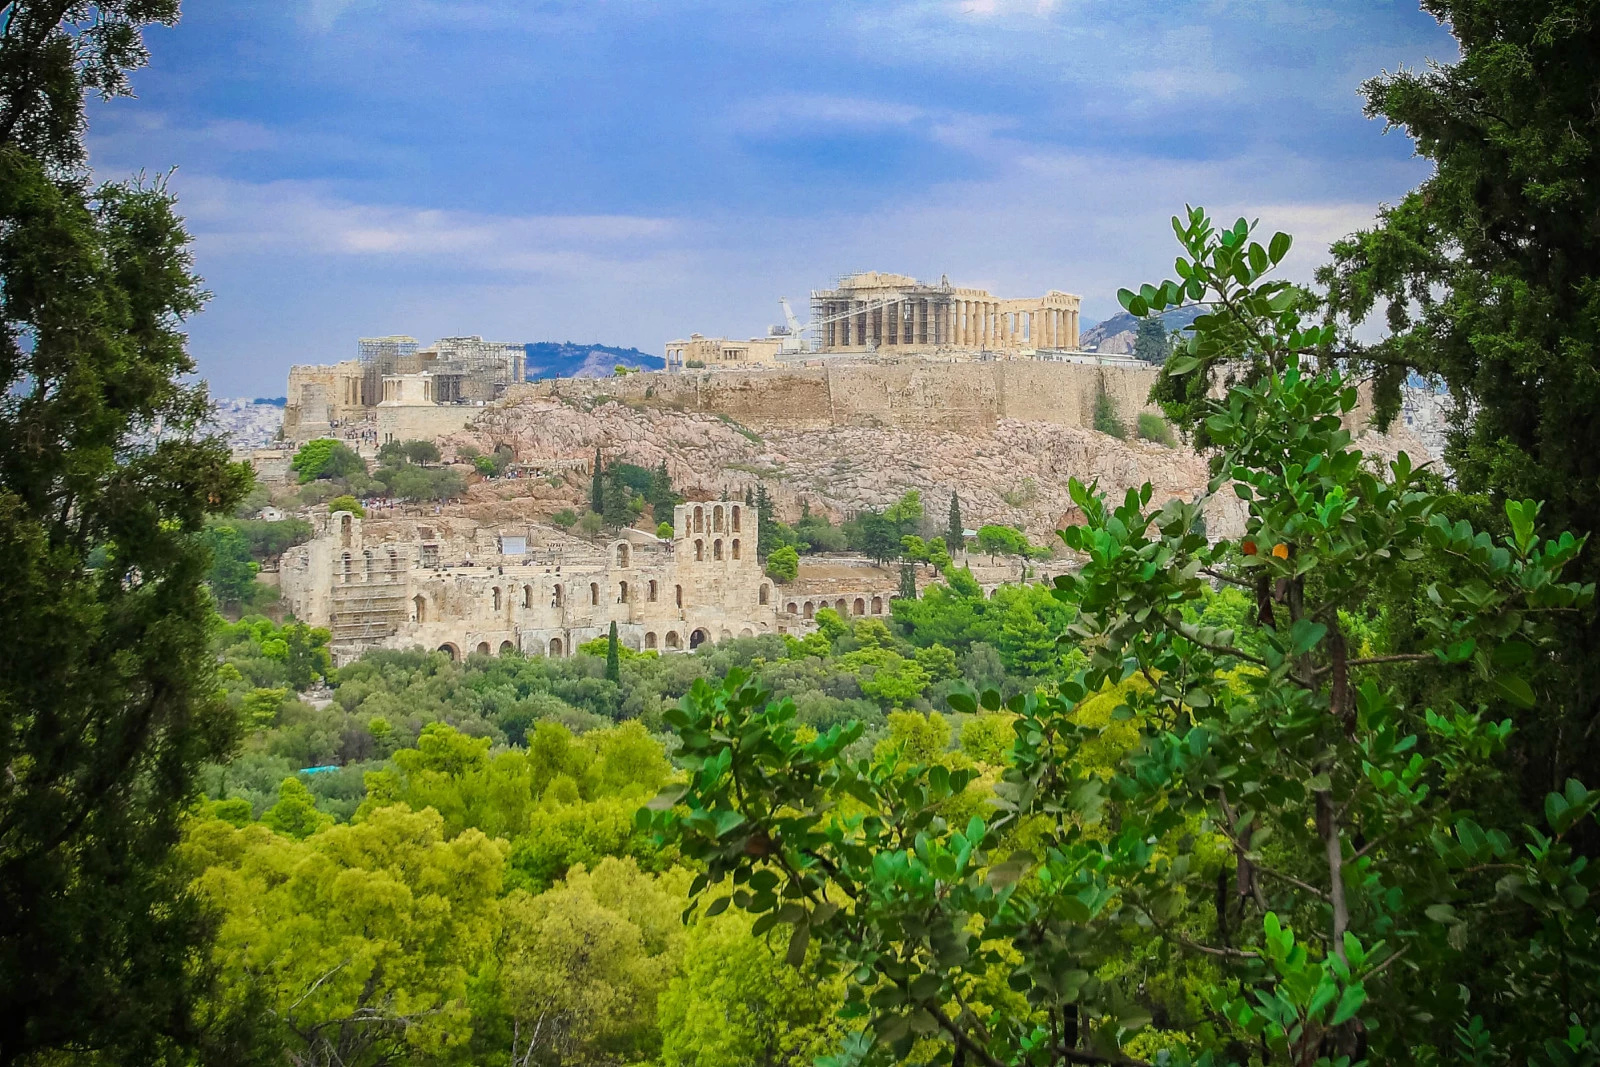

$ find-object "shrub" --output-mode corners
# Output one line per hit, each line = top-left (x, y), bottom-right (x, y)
(1136, 412), (1176, 446)
(326, 494), (365, 517)
(1093, 385), (1126, 438)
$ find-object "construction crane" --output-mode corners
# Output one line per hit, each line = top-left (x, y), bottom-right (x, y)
(768, 298), (815, 352)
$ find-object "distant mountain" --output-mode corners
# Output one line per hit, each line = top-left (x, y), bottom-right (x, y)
(524, 342), (665, 380)
(1079, 306), (1205, 357)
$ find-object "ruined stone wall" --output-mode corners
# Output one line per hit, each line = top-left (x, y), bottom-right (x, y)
(513, 359), (1161, 433)
(278, 501), (785, 663)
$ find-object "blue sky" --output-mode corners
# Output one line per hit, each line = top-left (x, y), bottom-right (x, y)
(87, 0), (1458, 396)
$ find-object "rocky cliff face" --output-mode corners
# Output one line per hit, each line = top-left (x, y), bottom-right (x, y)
(455, 396), (1256, 540)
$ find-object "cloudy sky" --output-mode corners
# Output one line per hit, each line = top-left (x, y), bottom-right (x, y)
(88, 0), (1458, 396)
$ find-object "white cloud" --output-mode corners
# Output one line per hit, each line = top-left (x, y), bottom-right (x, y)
(176, 175), (685, 281)
(730, 94), (928, 134)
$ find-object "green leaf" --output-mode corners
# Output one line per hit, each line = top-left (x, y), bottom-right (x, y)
(705, 895), (732, 917)
(1166, 355), (1200, 376)
(1424, 903), (1458, 924)
(1268, 231), (1292, 264)
(1330, 984), (1366, 1026)
(647, 784), (688, 811)
(1493, 675), (1535, 709)
(987, 850), (1036, 888)
(786, 922), (811, 967)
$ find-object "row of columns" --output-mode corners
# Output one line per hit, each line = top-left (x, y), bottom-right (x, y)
(821, 299), (1079, 350)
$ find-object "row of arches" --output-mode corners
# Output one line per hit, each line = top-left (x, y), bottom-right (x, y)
(478, 579), (681, 615)
(437, 624), (766, 661)
(691, 538), (740, 562)
(689, 504), (741, 536)
(783, 595), (886, 620)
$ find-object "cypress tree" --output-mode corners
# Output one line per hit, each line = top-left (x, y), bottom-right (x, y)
(754, 483), (778, 560)
(590, 447), (604, 513)
(947, 492), (963, 549)
(605, 620), (621, 683)
(899, 561), (918, 601)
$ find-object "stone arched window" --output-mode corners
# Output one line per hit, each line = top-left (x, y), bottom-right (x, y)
(713, 539), (723, 561)
(413, 595), (428, 623)
(648, 580), (658, 602)
(341, 553), (352, 583)
(853, 597), (865, 616)
(618, 581), (629, 603)
(616, 543), (630, 568)
(732, 506), (741, 533)
(713, 506), (724, 533)
(438, 643), (459, 661)
(731, 538), (741, 560)
(803, 602), (814, 620)
(552, 583), (563, 608)
(548, 637), (563, 657)
(695, 539), (704, 562)
(835, 598), (847, 614)
(693, 506), (703, 533)
(475, 641), (491, 656)
(589, 582), (599, 606)
(499, 640), (514, 654)
(524, 585), (534, 608)
(872, 596), (883, 614)
(675, 584), (684, 608)
(364, 550), (374, 580)
(786, 601), (798, 614)
(665, 631), (682, 650)
(492, 587), (502, 611)
(644, 632), (658, 649)
(340, 513), (352, 547)
(759, 583), (769, 605)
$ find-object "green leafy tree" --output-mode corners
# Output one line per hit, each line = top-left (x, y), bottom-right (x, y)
(326, 493), (365, 517)
(656, 520), (674, 539)
(473, 454), (497, 476)
(500, 858), (685, 1067)
(658, 908), (846, 1067)
(884, 489), (924, 534)
(291, 438), (365, 483)
(1317, 0), (1600, 803)
(975, 523), (1028, 561)
(648, 210), (1600, 1067)
(402, 439), (441, 464)
(860, 512), (898, 566)
(183, 805), (504, 1066)
(0, 6), (255, 1060)
(765, 544), (799, 583)
(591, 447), (604, 514)
(947, 491), (963, 548)
(1132, 316), (1170, 365)
(203, 523), (262, 608)
(260, 776), (332, 840)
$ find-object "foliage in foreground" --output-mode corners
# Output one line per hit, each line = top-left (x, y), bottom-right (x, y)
(647, 210), (1600, 1067)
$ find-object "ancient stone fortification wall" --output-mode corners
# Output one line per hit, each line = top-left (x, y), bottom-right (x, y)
(511, 360), (1160, 433)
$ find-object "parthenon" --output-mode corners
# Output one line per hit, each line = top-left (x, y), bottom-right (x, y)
(810, 272), (1081, 354)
